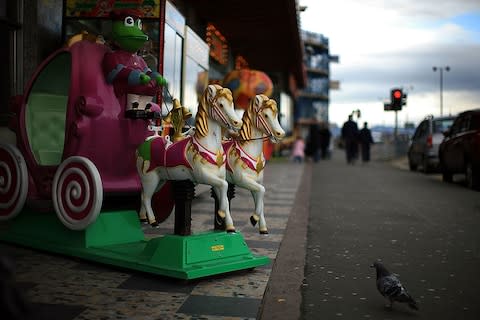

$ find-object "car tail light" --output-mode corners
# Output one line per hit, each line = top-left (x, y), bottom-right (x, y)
(427, 135), (433, 148)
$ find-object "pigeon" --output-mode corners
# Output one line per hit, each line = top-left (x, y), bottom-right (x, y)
(371, 261), (419, 310)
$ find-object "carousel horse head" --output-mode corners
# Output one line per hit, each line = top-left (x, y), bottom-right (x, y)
(195, 84), (242, 137)
(238, 94), (285, 144)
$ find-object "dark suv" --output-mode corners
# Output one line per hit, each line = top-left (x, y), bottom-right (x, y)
(439, 109), (480, 190)
(408, 115), (455, 173)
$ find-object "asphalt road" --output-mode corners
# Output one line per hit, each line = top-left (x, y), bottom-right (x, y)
(301, 151), (480, 319)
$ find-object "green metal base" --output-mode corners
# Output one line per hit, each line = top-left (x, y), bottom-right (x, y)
(0, 210), (270, 279)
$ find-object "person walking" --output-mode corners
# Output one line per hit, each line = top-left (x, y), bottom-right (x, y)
(291, 135), (305, 163)
(305, 124), (321, 162)
(318, 122), (332, 160)
(359, 122), (374, 163)
(341, 115), (359, 164)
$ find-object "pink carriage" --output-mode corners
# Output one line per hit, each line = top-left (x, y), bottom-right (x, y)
(1, 39), (173, 230)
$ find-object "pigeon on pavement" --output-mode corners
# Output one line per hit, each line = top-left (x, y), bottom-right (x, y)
(371, 261), (419, 310)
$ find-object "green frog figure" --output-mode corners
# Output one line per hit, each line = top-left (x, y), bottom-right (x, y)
(102, 9), (166, 118)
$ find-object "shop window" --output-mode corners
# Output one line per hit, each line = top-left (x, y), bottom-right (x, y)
(163, 23), (183, 111)
(182, 26), (209, 122)
(162, 1), (185, 113)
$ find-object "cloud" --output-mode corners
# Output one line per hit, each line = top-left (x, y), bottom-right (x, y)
(335, 43), (480, 103)
(299, 0), (480, 126)
(387, 0), (480, 20)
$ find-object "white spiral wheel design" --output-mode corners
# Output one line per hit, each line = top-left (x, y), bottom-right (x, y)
(0, 144), (28, 221)
(52, 156), (103, 230)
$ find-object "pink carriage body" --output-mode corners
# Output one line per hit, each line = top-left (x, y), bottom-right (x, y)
(12, 40), (151, 201)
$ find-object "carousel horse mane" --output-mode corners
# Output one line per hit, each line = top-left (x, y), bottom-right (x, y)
(238, 94), (278, 144)
(195, 84), (234, 138)
(238, 99), (255, 143)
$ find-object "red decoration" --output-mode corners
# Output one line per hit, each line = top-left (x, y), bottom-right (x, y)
(223, 69), (273, 109)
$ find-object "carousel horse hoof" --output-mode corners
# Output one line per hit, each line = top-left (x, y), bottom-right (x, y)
(226, 225), (236, 233)
(227, 229), (236, 233)
(150, 221), (159, 228)
(260, 230), (269, 235)
(250, 214), (259, 226)
(140, 218), (148, 224)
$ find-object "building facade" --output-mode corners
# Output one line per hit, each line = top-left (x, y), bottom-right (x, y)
(0, 0), (305, 136)
(296, 30), (339, 126)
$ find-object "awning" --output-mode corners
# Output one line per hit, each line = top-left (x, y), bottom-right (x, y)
(181, 0), (306, 88)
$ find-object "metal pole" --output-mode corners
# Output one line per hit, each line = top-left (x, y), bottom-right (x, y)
(394, 110), (398, 140)
(440, 68), (443, 116)
(433, 66), (449, 117)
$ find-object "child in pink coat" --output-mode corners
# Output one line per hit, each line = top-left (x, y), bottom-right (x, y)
(291, 136), (305, 163)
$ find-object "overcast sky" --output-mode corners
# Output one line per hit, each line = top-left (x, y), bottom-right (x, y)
(299, 0), (480, 128)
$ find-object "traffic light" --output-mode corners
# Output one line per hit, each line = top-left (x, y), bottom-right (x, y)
(390, 88), (403, 111)
(402, 92), (408, 106)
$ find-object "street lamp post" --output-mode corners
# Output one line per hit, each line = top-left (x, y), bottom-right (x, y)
(432, 66), (450, 116)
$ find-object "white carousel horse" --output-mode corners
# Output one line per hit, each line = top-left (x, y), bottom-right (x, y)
(223, 94), (285, 234)
(136, 84), (243, 231)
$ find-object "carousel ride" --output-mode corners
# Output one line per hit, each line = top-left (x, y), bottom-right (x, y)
(0, 10), (283, 280)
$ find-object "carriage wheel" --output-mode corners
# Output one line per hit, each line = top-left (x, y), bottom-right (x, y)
(52, 156), (103, 230)
(0, 144), (28, 221)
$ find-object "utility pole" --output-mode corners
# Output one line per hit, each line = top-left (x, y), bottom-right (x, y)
(433, 66), (450, 116)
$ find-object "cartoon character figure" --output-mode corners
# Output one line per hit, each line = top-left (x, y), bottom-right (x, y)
(90, 0), (115, 17)
(169, 99), (193, 142)
(102, 9), (166, 118)
(142, 0), (157, 17)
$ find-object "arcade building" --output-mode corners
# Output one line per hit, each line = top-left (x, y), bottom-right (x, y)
(0, 0), (306, 137)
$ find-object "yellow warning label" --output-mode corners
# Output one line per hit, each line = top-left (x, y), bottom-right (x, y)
(211, 244), (224, 252)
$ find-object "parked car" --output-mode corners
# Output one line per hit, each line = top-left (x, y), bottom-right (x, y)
(408, 115), (456, 173)
(439, 109), (480, 190)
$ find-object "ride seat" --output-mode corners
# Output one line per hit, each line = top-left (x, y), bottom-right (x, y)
(26, 93), (68, 165)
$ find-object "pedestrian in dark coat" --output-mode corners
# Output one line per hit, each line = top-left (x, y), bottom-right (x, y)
(305, 124), (320, 162)
(318, 122), (332, 159)
(359, 122), (374, 163)
(341, 115), (359, 164)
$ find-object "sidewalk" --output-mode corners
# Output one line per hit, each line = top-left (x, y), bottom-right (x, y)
(1, 160), (305, 320)
(301, 150), (480, 319)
